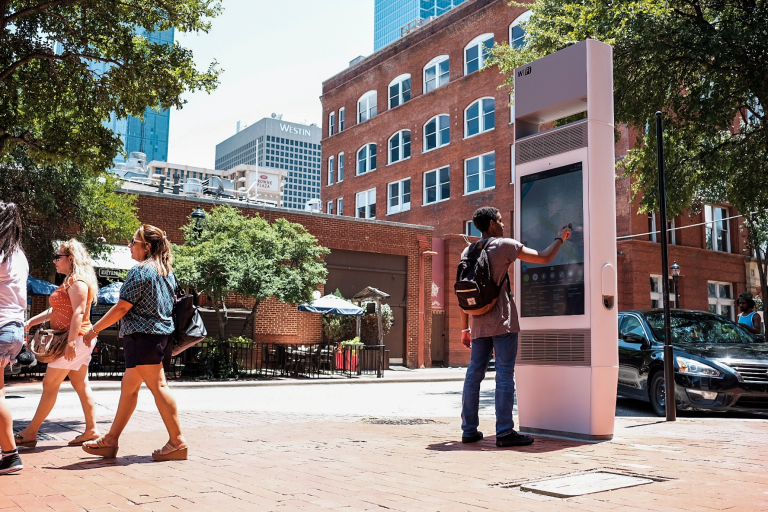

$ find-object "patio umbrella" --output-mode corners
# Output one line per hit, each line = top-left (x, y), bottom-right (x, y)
(298, 294), (363, 316)
(27, 276), (58, 296)
(97, 282), (123, 305)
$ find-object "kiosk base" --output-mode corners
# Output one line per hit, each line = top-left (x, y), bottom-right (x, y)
(516, 365), (618, 440)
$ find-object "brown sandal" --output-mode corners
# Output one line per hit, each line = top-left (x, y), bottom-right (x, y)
(82, 437), (118, 458)
(152, 441), (188, 461)
(14, 433), (37, 449)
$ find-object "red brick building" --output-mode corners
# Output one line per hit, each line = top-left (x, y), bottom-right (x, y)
(122, 183), (434, 368)
(320, 0), (759, 367)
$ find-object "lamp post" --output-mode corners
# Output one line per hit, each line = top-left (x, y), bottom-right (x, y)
(656, 112), (676, 422)
(191, 205), (206, 234)
(671, 261), (680, 309)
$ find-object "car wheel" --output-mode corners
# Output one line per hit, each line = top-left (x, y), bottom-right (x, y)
(649, 372), (669, 417)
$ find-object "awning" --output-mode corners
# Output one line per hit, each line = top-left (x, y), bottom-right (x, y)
(298, 295), (363, 316)
(92, 244), (135, 271)
(97, 281), (123, 305)
(27, 276), (58, 296)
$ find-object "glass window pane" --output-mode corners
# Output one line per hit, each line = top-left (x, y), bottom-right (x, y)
(484, 109), (495, 131)
(402, 79), (411, 102)
(403, 180), (411, 203)
(426, 186), (436, 204)
(389, 84), (399, 108)
(439, 59), (450, 85)
(425, 171), (436, 188)
(403, 131), (411, 158)
(484, 168), (495, 189)
(708, 282), (716, 297)
(651, 277), (660, 293)
(425, 66), (436, 92)
(721, 305), (732, 319)
(440, 181), (450, 200)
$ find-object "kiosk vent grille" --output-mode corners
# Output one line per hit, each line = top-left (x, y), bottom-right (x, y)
(518, 331), (591, 365)
(516, 121), (588, 165)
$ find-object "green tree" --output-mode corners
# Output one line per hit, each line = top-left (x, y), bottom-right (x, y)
(172, 205), (329, 341)
(490, 0), (768, 318)
(1, 0), (221, 170)
(0, 146), (139, 272)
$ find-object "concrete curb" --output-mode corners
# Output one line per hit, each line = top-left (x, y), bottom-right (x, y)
(8, 371), (487, 395)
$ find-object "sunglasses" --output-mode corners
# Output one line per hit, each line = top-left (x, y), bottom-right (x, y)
(53, 253), (70, 261)
(128, 238), (142, 246)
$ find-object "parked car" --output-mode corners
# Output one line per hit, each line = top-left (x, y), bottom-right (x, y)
(618, 309), (768, 416)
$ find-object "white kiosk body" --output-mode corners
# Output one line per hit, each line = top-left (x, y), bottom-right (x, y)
(513, 40), (618, 440)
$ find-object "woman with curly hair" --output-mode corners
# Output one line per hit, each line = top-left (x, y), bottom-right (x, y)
(83, 224), (187, 461)
(16, 239), (101, 448)
(0, 202), (27, 475)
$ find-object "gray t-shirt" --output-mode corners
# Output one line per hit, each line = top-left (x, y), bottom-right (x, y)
(461, 238), (523, 339)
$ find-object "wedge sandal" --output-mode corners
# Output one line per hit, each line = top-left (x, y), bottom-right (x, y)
(152, 441), (188, 462)
(82, 437), (118, 458)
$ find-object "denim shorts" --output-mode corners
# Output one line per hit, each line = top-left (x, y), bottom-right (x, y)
(0, 321), (24, 365)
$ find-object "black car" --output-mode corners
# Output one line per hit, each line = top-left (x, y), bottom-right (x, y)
(618, 309), (768, 416)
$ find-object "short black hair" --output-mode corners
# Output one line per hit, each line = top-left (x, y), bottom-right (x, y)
(472, 207), (500, 233)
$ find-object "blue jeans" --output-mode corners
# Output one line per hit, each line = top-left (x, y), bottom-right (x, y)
(0, 322), (24, 366)
(461, 332), (518, 437)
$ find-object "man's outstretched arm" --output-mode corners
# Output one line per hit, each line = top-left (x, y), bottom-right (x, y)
(518, 225), (572, 264)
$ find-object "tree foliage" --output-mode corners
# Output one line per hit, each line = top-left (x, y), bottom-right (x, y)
(0, 146), (140, 272)
(172, 205), (329, 341)
(490, 0), (768, 315)
(0, 0), (222, 170)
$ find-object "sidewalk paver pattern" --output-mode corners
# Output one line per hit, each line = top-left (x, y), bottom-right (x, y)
(2, 409), (766, 511)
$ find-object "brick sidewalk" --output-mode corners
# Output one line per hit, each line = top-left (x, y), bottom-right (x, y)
(2, 410), (767, 511)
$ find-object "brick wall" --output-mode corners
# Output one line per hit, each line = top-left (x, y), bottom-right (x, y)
(130, 192), (433, 368)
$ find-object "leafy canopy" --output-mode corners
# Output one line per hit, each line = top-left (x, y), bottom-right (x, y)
(173, 205), (329, 340)
(490, 0), (767, 217)
(1, 0), (222, 170)
(0, 146), (140, 272)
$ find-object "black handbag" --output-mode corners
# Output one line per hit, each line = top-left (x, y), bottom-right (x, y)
(164, 275), (207, 356)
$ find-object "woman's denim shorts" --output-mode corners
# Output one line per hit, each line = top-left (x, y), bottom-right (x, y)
(0, 321), (24, 365)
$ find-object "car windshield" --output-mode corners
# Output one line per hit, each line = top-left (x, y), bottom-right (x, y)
(645, 311), (755, 344)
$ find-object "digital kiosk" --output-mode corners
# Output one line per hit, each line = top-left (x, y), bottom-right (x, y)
(513, 39), (618, 440)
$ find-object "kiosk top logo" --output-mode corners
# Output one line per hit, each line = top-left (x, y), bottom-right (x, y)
(517, 66), (532, 78)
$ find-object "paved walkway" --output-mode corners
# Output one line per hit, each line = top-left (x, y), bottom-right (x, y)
(2, 409), (766, 511)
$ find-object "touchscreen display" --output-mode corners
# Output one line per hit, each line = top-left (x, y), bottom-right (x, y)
(519, 162), (585, 317)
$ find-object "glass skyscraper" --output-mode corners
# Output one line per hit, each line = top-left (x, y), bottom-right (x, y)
(75, 27), (174, 164)
(374, 0), (467, 51)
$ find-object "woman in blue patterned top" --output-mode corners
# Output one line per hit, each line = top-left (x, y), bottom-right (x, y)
(82, 224), (187, 461)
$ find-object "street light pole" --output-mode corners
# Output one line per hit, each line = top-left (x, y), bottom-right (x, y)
(671, 261), (680, 309)
(656, 112), (676, 421)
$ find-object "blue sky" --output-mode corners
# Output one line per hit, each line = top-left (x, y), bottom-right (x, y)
(169, 0), (374, 168)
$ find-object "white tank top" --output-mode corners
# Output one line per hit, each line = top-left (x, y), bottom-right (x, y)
(0, 249), (29, 328)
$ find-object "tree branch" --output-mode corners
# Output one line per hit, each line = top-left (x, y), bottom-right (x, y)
(4, 0), (80, 26)
(0, 50), (124, 83)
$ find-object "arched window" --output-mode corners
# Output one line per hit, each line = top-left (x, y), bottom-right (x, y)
(464, 33), (494, 75)
(388, 74), (411, 109)
(465, 97), (495, 138)
(509, 11), (532, 49)
(424, 114), (450, 152)
(357, 143), (377, 175)
(388, 130), (411, 164)
(357, 91), (378, 123)
(424, 55), (449, 93)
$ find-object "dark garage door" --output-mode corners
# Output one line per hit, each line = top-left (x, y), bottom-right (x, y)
(325, 249), (407, 361)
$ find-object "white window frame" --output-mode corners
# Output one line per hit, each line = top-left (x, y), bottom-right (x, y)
(423, 55), (449, 93)
(328, 111), (335, 136)
(357, 90), (378, 123)
(356, 143), (377, 175)
(464, 97), (495, 138)
(509, 10), (532, 49)
(464, 33), (494, 75)
(510, 145), (515, 184)
(648, 214), (676, 244)
(650, 275), (677, 309)
(326, 201), (333, 214)
(356, 188), (376, 219)
(423, 166), (451, 205)
(704, 204), (731, 253)
(423, 114), (450, 152)
(339, 107), (345, 131)
(338, 152), (344, 182)
(327, 156), (335, 186)
(708, 281), (734, 320)
(337, 198), (343, 216)
(388, 74), (411, 109)
(465, 221), (482, 237)
(387, 178), (411, 215)
(388, 130), (411, 164)
(464, 151), (496, 195)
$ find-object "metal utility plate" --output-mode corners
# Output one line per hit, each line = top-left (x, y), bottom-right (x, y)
(521, 471), (653, 498)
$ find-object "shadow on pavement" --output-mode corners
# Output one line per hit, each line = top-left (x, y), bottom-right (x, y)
(426, 435), (590, 453)
(48, 455), (152, 470)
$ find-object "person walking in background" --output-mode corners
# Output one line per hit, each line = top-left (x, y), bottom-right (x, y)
(0, 202), (27, 474)
(737, 292), (762, 337)
(458, 207), (570, 448)
(82, 224), (187, 461)
(15, 239), (101, 448)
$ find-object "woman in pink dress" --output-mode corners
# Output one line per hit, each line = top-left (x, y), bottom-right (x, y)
(15, 239), (101, 448)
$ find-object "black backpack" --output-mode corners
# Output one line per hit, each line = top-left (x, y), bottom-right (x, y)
(454, 238), (509, 315)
